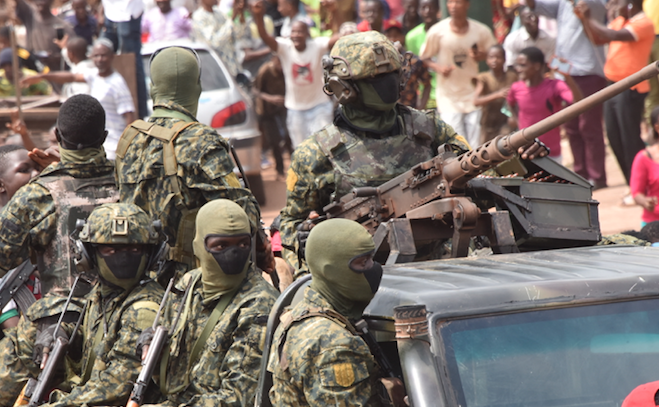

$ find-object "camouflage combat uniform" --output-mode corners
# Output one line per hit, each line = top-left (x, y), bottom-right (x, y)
(0, 157), (116, 283)
(150, 266), (278, 407)
(115, 101), (261, 272)
(43, 280), (164, 407)
(0, 296), (84, 406)
(267, 287), (382, 406)
(0, 156), (117, 404)
(279, 104), (470, 267)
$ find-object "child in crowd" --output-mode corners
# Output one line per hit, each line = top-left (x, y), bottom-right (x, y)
(506, 46), (582, 164)
(0, 145), (42, 334)
(474, 44), (517, 145)
(631, 107), (659, 227)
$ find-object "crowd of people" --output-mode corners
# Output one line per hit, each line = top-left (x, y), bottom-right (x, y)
(1, 0), (659, 405)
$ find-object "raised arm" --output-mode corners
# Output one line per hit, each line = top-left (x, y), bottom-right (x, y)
(21, 72), (85, 86)
(251, 0), (278, 52)
(574, 1), (633, 44)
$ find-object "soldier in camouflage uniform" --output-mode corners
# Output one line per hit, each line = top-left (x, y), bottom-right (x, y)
(141, 199), (278, 407)
(279, 31), (548, 271)
(0, 95), (118, 405)
(114, 46), (273, 278)
(34, 203), (166, 406)
(268, 218), (386, 406)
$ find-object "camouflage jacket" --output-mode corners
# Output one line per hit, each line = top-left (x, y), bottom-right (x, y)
(279, 104), (470, 267)
(45, 280), (164, 407)
(152, 266), (278, 407)
(267, 287), (382, 407)
(0, 295), (85, 406)
(115, 101), (261, 270)
(0, 157), (115, 279)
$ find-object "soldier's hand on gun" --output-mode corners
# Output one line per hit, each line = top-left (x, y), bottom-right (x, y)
(33, 324), (69, 369)
(518, 139), (550, 161)
(136, 327), (155, 361)
(296, 211), (322, 261)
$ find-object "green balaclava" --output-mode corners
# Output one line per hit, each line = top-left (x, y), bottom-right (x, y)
(193, 199), (252, 304)
(150, 47), (203, 117)
(307, 218), (383, 320)
(340, 72), (401, 134)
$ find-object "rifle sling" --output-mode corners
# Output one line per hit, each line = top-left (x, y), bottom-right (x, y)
(160, 285), (239, 394)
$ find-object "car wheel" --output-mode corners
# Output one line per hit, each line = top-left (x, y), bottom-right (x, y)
(246, 173), (266, 206)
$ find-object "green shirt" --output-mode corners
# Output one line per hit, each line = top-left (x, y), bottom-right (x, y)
(0, 68), (52, 97)
(406, 23), (436, 108)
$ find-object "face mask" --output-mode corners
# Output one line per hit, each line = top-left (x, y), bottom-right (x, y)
(96, 250), (147, 291)
(207, 244), (251, 276)
(355, 72), (400, 111)
(192, 199), (253, 302)
(349, 258), (383, 294)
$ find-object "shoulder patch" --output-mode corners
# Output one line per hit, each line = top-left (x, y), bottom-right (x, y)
(333, 362), (355, 387)
(131, 301), (160, 312)
(286, 168), (298, 192)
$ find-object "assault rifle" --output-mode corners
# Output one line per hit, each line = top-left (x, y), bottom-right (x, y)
(127, 277), (192, 407)
(0, 261), (37, 316)
(323, 62), (659, 262)
(14, 277), (86, 407)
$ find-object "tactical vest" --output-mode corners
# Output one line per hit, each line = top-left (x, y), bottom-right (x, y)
(115, 120), (199, 270)
(34, 174), (119, 297)
(315, 106), (438, 200)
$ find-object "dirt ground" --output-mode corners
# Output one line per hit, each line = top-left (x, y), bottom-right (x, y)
(259, 137), (644, 237)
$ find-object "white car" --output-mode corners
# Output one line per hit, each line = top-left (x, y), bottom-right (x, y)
(141, 40), (266, 204)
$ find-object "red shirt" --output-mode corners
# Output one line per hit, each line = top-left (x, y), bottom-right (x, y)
(630, 149), (659, 223)
(604, 13), (655, 93)
(507, 78), (573, 157)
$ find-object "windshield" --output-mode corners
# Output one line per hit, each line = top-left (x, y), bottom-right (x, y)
(142, 49), (230, 91)
(438, 298), (659, 407)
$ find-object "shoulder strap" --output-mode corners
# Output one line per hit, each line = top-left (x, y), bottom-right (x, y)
(160, 284), (239, 395)
(276, 306), (358, 371)
(314, 126), (347, 159)
(401, 106), (435, 146)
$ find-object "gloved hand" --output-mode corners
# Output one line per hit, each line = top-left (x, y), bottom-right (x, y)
(136, 327), (155, 360)
(33, 324), (69, 367)
(296, 212), (325, 262)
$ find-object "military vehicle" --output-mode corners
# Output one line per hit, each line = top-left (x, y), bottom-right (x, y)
(256, 245), (659, 407)
(322, 62), (659, 263)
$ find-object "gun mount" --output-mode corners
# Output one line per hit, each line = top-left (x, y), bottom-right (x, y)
(323, 62), (659, 263)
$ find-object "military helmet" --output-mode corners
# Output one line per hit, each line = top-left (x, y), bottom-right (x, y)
(324, 31), (402, 81)
(79, 203), (159, 245)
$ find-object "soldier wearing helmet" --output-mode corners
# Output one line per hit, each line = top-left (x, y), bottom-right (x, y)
(279, 31), (549, 272)
(28, 203), (165, 406)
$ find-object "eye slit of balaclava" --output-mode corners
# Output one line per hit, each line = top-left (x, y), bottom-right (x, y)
(362, 72), (400, 104)
(204, 233), (252, 276)
(348, 250), (383, 294)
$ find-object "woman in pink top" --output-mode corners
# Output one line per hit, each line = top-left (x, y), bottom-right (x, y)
(507, 46), (582, 164)
(631, 107), (659, 226)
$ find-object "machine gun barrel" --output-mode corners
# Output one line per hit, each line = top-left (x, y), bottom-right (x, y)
(443, 62), (659, 189)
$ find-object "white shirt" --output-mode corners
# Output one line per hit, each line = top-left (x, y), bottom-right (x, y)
(276, 36), (331, 111)
(61, 58), (95, 102)
(84, 70), (135, 159)
(102, 0), (144, 22)
(503, 28), (556, 68)
(420, 18), (496, 114)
